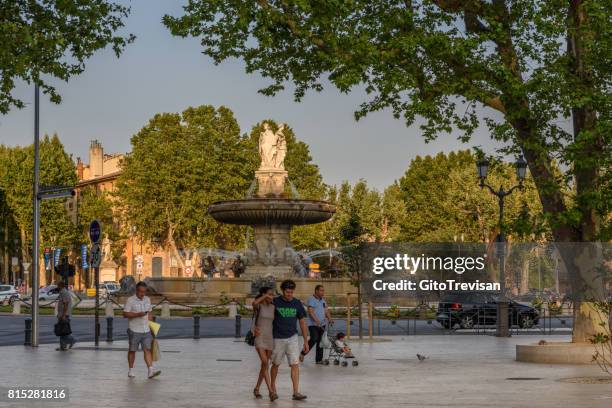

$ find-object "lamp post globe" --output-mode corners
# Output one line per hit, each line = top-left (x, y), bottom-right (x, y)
(476, 158), (489, 184)
(515, 156), (528, 182)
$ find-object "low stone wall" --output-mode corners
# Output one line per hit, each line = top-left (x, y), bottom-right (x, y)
(144, 277), (358, 306)
(516, 342), (596, 364)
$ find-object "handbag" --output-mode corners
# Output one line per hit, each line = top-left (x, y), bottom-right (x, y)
(245, 307), (260, 346)
(54, 319), (72, 337)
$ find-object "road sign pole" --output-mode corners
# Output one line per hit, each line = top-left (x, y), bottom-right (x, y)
(95, 265), (100, 347)
(89, 220), (102, 348)
(31, 83), (40, 348)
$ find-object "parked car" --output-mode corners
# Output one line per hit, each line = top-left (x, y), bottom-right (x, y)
(0, 285), (19, 305)
(436, 291), (540, 329)
(100, 281), (120, 297)
(38, 285), (60, 301)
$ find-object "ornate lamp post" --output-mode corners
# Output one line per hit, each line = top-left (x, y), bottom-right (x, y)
(477, 156), (527, 336)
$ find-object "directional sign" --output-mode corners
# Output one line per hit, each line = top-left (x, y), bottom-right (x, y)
(44, 248), (51, 271)
(89, 220), (102, 244)
(81, 244), (89, 269)
(90, 244), (102, 268)
(54, 248), (62, 267)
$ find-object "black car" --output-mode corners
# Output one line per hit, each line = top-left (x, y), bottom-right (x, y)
(436, 291), (539, 329)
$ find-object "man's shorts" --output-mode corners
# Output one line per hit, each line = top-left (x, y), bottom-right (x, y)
(127, 329), (153, 352)
(271, 334), (300, 366)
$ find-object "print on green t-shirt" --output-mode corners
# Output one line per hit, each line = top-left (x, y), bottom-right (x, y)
(277, 307), (297, 318)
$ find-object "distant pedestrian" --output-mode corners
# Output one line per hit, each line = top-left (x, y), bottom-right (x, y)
(301, 284), (333, 364)
(270, 280), (309, 401)
(123, 281), (160, 379)
(55, 281), (75, 351)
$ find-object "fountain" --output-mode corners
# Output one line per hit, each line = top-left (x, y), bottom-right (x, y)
(208, 122), (336, 278)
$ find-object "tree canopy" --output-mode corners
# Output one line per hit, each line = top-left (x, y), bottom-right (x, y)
(115, 105), (251, 264)
(0, 0), (133, 113)
(398, 150), (544, 242)
(164, 0), (610, 243)
(0, 135), (79, 264)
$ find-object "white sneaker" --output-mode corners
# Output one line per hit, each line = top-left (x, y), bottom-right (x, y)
(128, 369), (135, 378)
(148, 368), (161, 379)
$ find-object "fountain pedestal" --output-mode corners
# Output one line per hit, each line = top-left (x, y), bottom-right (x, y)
(243, 265), (294, 278)
(255, 169), (287, 197)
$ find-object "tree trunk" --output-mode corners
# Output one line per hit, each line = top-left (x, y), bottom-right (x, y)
(564, 0), (606, 343)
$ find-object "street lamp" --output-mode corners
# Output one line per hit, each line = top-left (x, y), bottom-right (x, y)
(477, 155), (527, 336)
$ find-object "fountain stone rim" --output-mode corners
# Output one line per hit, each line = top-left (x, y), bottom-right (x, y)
(207, 198), (335, 226)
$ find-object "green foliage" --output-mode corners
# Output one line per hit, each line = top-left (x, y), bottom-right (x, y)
(0, 0), (133, 113)
(115, 105), (251, 253)
(398, 150), (544, 242)
(0, 135), (78, 251)
(164, 0), (610, 242)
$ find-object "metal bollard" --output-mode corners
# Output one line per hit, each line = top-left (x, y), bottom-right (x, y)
(24, 318), (32, 346)
(193, 315), (200, 339)
(106, 317), (113, 343)
(235, 315), (241, 338)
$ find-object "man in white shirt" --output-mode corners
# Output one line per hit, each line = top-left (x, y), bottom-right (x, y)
(123, 281), (160, 379)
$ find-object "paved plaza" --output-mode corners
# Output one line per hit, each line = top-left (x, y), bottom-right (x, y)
(0, 335), (610, 408)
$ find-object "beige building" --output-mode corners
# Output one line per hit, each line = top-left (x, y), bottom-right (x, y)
(76, 141), (185, 285)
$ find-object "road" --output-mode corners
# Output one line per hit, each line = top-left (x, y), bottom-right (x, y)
(0, 314), (573, 346)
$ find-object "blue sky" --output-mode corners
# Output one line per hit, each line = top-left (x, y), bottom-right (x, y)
(0, 0), (504, 190)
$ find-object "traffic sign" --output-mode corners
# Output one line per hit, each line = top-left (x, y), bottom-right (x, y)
(54, 248), (61, 267)
(90, 244), (102, 268)
(22, 262), (31, 271)
(89, 220), (102, 244)
(44, 248), (51, 270)
(185, 266), (193, 276)
(81, 244), (89, 269)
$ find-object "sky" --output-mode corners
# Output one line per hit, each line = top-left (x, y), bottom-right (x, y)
(0, 0), (506, 190)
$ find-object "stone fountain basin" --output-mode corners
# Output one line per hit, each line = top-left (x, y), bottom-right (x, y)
(208, 198), (335, 225)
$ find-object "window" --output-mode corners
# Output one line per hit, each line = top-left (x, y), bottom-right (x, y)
(152, 257), (163, 278)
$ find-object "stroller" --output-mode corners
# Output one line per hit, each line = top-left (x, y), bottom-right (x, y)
(322, 329), (358, 367)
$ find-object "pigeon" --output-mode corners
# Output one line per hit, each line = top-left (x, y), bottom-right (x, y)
(416, 353), (428, 361)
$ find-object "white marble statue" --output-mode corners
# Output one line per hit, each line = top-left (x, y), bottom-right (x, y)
(102, 235), (113, 262)
(259, 122), (286, 170)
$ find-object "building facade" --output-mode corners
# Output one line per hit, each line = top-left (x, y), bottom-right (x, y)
(76, 141), (183, 284)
